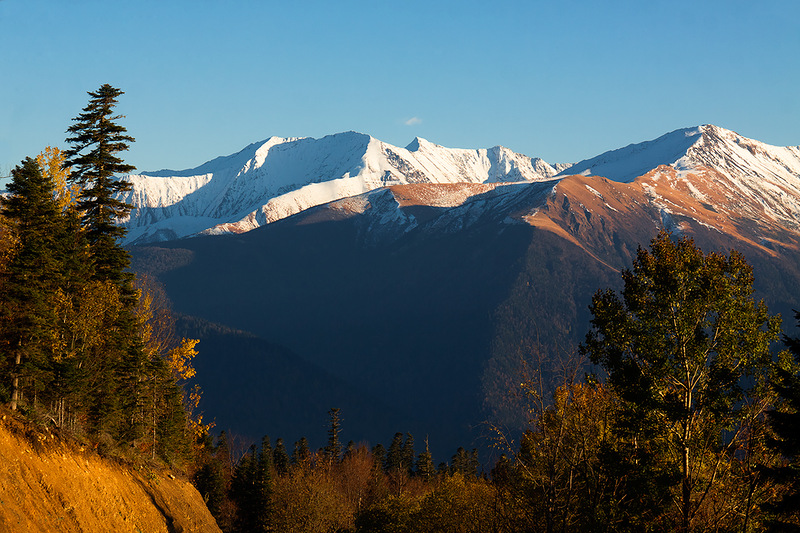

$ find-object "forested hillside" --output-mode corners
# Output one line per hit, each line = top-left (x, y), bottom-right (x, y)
(0, 85), (219, 531)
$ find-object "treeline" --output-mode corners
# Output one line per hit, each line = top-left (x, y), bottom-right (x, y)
(193, 409), (486, 533)
(193, 233), (800, 533)
(0, 85), (202, 464)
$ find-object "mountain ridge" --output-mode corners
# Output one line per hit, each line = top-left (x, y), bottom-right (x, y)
(120, 125), (800, 246)
(127, 124), (800, 458)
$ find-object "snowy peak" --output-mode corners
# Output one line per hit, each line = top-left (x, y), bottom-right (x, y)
(557, 124), (800, 187)
(118, 126), (799, 246)
(120, 132), (557, 244)
(643, 125), (800, 233)
(556, 127), (704, 182)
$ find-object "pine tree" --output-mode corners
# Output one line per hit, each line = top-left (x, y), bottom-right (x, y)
(0, 157), (64, 410)
(324, 407), (342, 463)
(415, 438), (436, 480)
(273, 437), (290, 476)
(401, 433), (415, 476)
(385, 432), (406, 474)
(254, 436), (274, 532)
(371, 443), (386, 474)
(764, 312), (800, 531)
(64, 85), (151, 446)
(64, 84), (135, 288)
(291, 436), (310, 466)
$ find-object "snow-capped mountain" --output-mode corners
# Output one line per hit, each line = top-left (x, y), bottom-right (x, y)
(284, 125), (800, 247)
(120, 132), (560, 244)
(128, 125), (800, 458)
(121, 125), (800, 246)
(555, 124), (800, 232)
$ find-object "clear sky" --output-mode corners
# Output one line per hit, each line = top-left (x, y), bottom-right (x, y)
(1, 0), (798, 180)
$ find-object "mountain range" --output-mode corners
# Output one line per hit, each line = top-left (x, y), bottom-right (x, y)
(127, 125), (800, 460)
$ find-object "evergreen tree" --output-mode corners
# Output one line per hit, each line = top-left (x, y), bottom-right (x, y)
(231, 445), (258, 532)
(64, 84), (152, 446)
(371, 443), (386, 474)
(273, 437), (290, 476)
(324, 407), (342, 463)
(64, 84), (135, 288)
(194, 460), (226, 523)
(344, 439), (356, 460)
(764, 311), (800, 531)
(254, 436), (274, 532)
(385, 432), (406, 474)
(415, 438), (435, 480)
(230, 438), (273, 532)
(0, 157), (64, 410)
(291, 436), (310, 466)
(401, 433), (415, 476)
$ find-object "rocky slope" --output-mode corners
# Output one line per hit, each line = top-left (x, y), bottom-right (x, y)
(0, 412), (220, 533)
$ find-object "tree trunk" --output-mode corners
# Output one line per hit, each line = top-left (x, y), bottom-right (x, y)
(683, 444), (690, 533)
(10, 350), (21, 411)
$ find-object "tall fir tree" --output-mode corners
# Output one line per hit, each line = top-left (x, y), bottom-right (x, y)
(273, 437), (290, 476)
(324, 407), (343, 463)
(64, 83), (135, 289)
(764, 312), (800, 531)
(64, 84), (150, 444)
(385, 432), (406, 474)
(0, 157), (65, 410)
(415, 438), (435, 480)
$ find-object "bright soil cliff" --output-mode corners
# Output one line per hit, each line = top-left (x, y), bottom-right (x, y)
(0, 412), (220, 533)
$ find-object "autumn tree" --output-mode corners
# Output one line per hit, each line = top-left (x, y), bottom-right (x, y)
(35, 146), (78, 211)
(581, 231), (781, 532)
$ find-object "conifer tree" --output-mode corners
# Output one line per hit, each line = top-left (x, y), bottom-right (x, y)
(0, 157), (64, 410)
(325, 407), (342, 463)
(64, 84), (135, 288)
(416, 438), (435, 480)
(64, 85), (151, 446)
(273, 437), (290, 476)
(371, 443), (386, 474)
(385, 432), (406, 474)
(292, 436), (310, 466)
(254, 436), (274, 532)
(401, 433), (415, 476)
(764, 312), (800, 531)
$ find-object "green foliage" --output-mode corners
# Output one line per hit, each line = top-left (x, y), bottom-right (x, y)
(0, 157), (64, 410)
(273, 437), (290, 476)
(0, 88), (200, 472)
(763, 312), (800, 530)
(582, 231), (782, 531)
(324, 407), (342, 463)
(64, 84), (135, 287)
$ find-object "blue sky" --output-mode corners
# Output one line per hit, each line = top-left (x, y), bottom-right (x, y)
(1, 0), (798, 180)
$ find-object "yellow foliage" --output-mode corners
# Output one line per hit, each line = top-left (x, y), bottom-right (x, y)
(52, 280), (122, 362)
(35, 146), (79, 211)
(168, 338), (199, 382)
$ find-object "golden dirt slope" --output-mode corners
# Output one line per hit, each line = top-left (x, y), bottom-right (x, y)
(0, 414), (220, 533)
